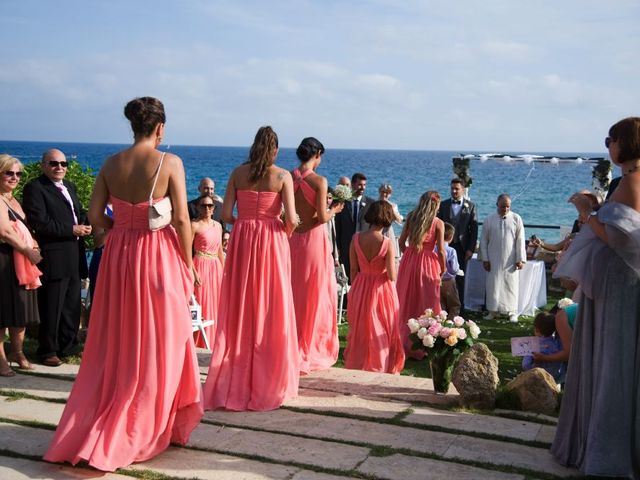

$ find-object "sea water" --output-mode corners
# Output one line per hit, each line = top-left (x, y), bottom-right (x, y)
(1, 140), (612, 242)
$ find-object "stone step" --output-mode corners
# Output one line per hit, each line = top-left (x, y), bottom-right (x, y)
(0, 454), (130, 479)
(0, 372), (71, 400)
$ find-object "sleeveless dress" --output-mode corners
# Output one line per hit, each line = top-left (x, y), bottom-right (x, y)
(289, 168), (339, 373)
(193, 222), (223, 349)
(550, 202), (640, 478)
(344, 234), (405, 374)
(396, 218), (443, 359)
(44, 197), (204, 472)
(202, 190), (299, 411)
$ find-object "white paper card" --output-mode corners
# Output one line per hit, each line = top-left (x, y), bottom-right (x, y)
(510, 336), (541, 356)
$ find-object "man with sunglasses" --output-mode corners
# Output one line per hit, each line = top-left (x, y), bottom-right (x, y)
(22, 149), (91, 367)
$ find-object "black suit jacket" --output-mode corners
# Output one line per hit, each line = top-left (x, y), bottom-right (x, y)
(334, 195), (374, 266)
(437, 198), (478, 256)
(22, 174), (88, 281)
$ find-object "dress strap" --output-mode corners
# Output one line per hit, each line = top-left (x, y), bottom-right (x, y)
(292, 168), (316, 206)
(149, 152), (167, 204)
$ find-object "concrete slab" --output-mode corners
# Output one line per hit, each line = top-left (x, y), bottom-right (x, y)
(130, 446), (297, 480)
(358, 454), (525, 480)
(188, 422), (370, 471)
(0, 373), (71, 400)
(0, 421), (53, 457)
(0, 455), (130, 479)
(204, 409), (455, 456)
(0, 395), (64, 425)
(406, 406), (548, 441)
(284, 388), (411, 419)
(26, 363), (80, 378)
(443, 435), (579, 477)
(291, 472), (354, 480)
(494, 408), (558, 424)
(536, 425), (557, 444)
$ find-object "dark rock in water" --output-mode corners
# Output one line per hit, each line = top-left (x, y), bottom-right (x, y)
(452, 343), (499, 410)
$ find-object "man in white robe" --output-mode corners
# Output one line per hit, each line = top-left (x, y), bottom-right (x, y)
(479, 194), (526, 322)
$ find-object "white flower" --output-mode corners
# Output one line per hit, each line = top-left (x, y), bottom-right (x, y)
(423, 308), (434, 318)
(558, 298), (574, 309)
(453, 316), (465, 327)
(422, 334), (435, 348)
(407, 318), (420, 334)
(438, 310), (448, 320)
(417, 327), (427, 339)
(457, 328), (467, 340)
(469, 323), (481, 339)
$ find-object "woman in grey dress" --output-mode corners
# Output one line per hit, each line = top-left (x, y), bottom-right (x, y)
(551, 116), (640, 478)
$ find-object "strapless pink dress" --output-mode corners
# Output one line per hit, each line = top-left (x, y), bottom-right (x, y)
(202, 190), (299, 411)
(44, 197), (203, 472)
(193, 222), (223, 348)
(344, 234), (404, 374)
(289, 169), (338, 373)
(396, 218), (443, 359)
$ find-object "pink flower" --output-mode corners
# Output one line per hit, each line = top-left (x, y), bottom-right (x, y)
(438, 310), (448, 320)
(440, 327), (452, 338)
(457, 328), (467, 340)
(418, 318), (430, 327)
(453, 316), (465, 327)
(428, 324), (441, 336)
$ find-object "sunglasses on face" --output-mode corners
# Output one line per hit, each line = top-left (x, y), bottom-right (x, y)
(199, 204), (215, 209)
(605, 137), (614, 149)
(3, 170), (23, 178)
(48, 161), (69, 168)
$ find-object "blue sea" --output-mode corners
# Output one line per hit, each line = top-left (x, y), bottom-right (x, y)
(1, 140), (612, 242)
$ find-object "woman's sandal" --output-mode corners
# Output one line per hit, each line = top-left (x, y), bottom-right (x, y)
(7, 351), (34, 370)
(0, 361), (16, 377)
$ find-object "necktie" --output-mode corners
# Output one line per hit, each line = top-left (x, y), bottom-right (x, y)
(353, 199), (359, 223)
(56, 183), (78, 224)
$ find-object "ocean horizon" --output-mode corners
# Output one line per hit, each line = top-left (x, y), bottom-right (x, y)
(1, 139), (614, 242)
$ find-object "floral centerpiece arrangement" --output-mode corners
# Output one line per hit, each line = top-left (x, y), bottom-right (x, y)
(332, 184), (353, 204)
(407, 309), (481, 393)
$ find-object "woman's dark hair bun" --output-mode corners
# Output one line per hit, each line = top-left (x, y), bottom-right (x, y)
(124, 97), (166, 138)
(296, 137), (325, 162)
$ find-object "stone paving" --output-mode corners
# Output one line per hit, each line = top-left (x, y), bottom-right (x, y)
(0, 349), (582, 479)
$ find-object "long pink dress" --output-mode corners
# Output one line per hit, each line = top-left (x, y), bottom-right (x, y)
(396, 218), (443, 359)
(202, 190), (299, 411)
(289, 168), (338, 373)
(193, 222), (223, 349)
(44, 197), (203, 472)
(344, 234), (405, 374)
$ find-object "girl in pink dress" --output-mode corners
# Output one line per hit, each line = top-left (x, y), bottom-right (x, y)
(289, 137), (344, 373)
(191, 195), (224, 348)
(397, 191), (446, 359)
(344, 201), (405, 374)
(44, 97), (203, 472)
(202, 126), (300, 411)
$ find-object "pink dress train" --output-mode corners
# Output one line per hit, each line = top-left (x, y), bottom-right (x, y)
(193, 222), (223, 348)
(396, 218), (443, 359)
(44, 197), (203, 472)
(289, 168), (338, 373)
(202, 190), (299, 411)
(344, 234), (405, 374)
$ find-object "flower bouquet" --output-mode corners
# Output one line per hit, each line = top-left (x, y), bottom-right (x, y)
(332, 184), (353, 204)
(407, 309), (481, 393)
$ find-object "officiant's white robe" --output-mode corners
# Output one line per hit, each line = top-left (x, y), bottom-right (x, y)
(479, 211), (526, 313)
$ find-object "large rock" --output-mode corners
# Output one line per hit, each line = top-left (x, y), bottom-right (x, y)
(452, 343), (499, 409)
(506, 368), (559, 415)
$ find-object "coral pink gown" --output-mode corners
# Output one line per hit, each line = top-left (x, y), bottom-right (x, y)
(44, 197), (203, 472)
(289, 168), (338, 373)
(202, 190), (299, 411)
(396, 218), (443, 359)
(344, 234), (405, 374)
(193, 222), (223, 348)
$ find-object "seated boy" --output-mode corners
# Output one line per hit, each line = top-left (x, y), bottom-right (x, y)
(440, 223), (462, 317)
(522, 312), (566, 383)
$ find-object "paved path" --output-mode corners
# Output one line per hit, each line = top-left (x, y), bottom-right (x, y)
(0, 349), (580, 479)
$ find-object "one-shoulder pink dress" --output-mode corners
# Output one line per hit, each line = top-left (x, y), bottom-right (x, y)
(44, 197), (203, 472)
(193, 222), (223, 348)
(289, 169), (338, 373)
(396, 218), (443, 359)
(344, 234), (405, 374)
(202, 190), (299, 411)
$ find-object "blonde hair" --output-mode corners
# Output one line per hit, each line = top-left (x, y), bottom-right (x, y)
(0, 154), (23, 173)
(406, 191), (441, 251)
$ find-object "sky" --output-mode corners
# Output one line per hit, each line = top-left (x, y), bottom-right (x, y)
(0, 0), (638, 152)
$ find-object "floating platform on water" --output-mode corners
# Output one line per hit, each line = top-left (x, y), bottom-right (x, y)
(457, 154), (607, 164)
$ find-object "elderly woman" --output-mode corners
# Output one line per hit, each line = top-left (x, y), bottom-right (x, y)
(551, 117), (640, 477)
(0, 154), (42, 375)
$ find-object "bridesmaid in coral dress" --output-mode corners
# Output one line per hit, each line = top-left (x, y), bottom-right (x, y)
(397, 191), (446, 360)
(202, 126), (300, 411)
(344, 201), (405, 374)
(289, 137), (344, 373)
(44, 97), (203, 472)
(191, 195), (224, 348)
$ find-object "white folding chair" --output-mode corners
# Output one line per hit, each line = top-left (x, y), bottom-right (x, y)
(336, 264), (350, 324)
(190, 295), (215, 351)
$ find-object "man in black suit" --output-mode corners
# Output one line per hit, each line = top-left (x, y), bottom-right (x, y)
(335, 172), (375, 281)
(437, 178), (478, 308)
(22, 149), (91, 366)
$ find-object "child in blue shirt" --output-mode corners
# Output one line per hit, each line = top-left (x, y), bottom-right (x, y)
(440, 223), (462, 317)
(522, 312), (566, 383)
